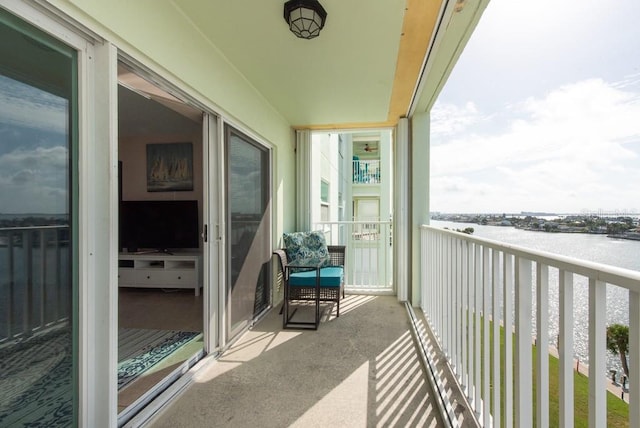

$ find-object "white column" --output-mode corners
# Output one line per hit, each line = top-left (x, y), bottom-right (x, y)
(394, 118), (410, 302)
(411, 112), (430, 306)
(86, 40), (119, 427)
(296, 129), (312, 231)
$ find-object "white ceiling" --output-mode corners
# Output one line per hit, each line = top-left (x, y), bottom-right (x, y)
(173, 0), (409, 128)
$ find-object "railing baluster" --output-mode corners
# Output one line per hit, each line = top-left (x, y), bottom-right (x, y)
(453, 238), (459, 371)
(588, 278), (606, 427)
(504, 253), (514, 428)
(630, 290), (640, 428)
(446, 235), (452, 359)
(40, 229), (46, 327)
(474, 243), (482, 414)
(461, 240), (468, 393)
(536, 263), (549, 428)
(24, 230), (34, 336)
(482, 246), (491, 426)
(7, 231), (15, 339)
(54, 228), (62, 322)
(559, 270), (574, 427)
(492, 250), (502, 428)
(515, 257), (533, 426)
(468, 241), (476, 404)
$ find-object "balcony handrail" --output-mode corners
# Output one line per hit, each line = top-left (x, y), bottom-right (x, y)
(0, 225), (68, 232)
(315, 220), (392, 225)
(420, 224), (640, 427)
(421, 225), (640, 290)
(1, 225), (70, 344)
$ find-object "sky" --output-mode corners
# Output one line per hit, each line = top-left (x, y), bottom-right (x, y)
(0, 75), (69, 214)
(430, 0), (640, 215)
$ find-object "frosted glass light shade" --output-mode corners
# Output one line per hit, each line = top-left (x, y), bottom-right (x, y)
(283, 0), (327, 40)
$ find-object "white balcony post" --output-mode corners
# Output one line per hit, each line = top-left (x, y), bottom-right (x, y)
(515, 257), (533, 426)
(492, 250), (502, 428)
(504, 254), (514, 428)
(467, 241), (476, 402)
(482, 246), (491, 426)
(474, 243), (482, 413)
(558, 270), (574, 427)
(461, 239), (469, 392)
(536, 263), (549, 428)
(588, 279), (606, 427)
(630, 290), (640, 428)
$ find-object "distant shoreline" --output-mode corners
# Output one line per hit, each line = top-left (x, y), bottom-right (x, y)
(432, 213), (640, 242)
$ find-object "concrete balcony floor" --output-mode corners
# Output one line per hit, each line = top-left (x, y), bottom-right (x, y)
(148, 295), (445, 427)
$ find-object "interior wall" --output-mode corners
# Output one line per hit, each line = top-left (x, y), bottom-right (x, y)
(118, 132), (203, 248)
(118, 133), (203, 202)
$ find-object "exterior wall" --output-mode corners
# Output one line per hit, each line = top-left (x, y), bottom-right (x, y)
(311, 133), (341, 225)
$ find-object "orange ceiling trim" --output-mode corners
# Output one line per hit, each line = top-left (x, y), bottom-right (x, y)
(292, 120), (397, 131)
(387, 0), (442, 123)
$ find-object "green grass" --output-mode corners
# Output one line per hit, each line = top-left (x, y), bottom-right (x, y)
(473, 317), (629, 427)
(533, 346), (628, 427)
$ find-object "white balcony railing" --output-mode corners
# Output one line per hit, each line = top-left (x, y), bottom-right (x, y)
(420, 225), (640, 427)
(313, 221), (392, 293)
(0, 225), (70, 344)
(352, 159), (381, 184)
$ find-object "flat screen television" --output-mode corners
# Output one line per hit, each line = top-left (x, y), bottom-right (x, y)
(119, 200), (199, 252)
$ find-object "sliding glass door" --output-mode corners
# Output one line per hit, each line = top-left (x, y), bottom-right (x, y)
(0, 9), (78, 426)
(225, 125), (271, 338)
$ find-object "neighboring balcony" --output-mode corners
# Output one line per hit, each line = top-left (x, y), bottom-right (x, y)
(353, 159), (381, 184)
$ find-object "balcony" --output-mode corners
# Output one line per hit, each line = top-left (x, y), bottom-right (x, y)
(353, 159), (381, 184)
(131, 222), (640, 427)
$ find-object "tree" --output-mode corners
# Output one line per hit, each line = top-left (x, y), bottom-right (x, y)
(606, 323), (629, 378)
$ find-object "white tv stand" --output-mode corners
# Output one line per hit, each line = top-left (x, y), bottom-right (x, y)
(118, 251), (202, 296)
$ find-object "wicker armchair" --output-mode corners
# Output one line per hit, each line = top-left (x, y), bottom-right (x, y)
(274, 245), (345, 327)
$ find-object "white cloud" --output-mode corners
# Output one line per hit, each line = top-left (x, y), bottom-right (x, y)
(0, 146), (69, 213)
(0, 75), (68, 135)
(430, 101), (484, 139)
(431, 79), (640, 213)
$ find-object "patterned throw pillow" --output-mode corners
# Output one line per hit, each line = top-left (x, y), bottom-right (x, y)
(283, 231), (331, 267)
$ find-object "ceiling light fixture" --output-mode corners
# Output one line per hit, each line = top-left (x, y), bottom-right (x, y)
(283, 0), (327, 40)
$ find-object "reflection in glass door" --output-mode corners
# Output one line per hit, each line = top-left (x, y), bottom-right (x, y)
(225, 125), (271, 338)
(0, 10), (77, 427)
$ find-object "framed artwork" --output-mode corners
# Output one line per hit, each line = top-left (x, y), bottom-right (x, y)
(146, 142), (193, 192)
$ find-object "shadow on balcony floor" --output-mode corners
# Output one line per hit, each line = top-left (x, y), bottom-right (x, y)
(149, 295), (444, 427)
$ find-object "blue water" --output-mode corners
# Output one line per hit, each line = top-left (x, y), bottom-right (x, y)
(431, 220), (640, 371)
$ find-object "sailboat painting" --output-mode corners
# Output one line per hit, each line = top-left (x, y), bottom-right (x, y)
(146, 142), (194, 192)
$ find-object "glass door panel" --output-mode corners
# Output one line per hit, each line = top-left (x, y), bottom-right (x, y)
(226, 126), (271, 337)
(0, 10), (77, 427)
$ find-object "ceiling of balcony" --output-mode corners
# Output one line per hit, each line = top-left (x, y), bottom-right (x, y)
(172, 0), (445, 129)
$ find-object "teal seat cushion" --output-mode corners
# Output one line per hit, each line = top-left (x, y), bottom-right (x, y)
(289, 266), (343, 287)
